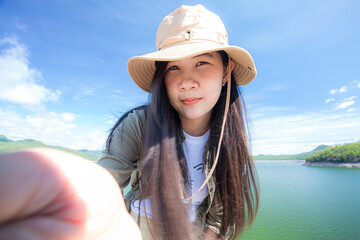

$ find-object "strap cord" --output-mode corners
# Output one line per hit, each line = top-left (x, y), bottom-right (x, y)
(185, 63), (231, 202)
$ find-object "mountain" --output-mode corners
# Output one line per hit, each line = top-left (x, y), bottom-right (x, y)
(253, 145), (330, 160)
(0, 135), (102, 161)
(306, 142), (360, 163)
(0, 135), (13, 142)
(1, 134), (336, 162)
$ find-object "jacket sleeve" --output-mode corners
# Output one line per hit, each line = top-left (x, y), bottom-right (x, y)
(206, 194), (235, 240)
(97, 109), (146, 190)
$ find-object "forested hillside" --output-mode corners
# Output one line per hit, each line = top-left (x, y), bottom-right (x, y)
(306, 142), (360, 163)
(0, 135), (101, 161)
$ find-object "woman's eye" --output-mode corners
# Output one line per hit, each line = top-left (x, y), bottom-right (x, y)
(168, 65), (179, 71)
(196, 61), (207, 66)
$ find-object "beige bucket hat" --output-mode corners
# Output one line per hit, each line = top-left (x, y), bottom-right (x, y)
(127, 4), (257, 93)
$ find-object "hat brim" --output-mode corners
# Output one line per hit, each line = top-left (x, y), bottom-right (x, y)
(127, 42), (257, 92)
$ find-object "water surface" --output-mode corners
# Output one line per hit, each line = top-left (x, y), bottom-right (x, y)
(240, 161), (360, 240)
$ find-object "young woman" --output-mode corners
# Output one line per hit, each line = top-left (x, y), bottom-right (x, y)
(98, 4), (259, 240)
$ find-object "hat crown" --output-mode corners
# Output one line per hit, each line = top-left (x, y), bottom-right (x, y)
(156, 5), (229, 50)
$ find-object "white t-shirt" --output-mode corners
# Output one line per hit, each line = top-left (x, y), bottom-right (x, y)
(131, 130), (209, 222)
(182, 130), (209, 221)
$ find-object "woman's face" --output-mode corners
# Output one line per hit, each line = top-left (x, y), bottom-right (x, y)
(164, 52), (229, 133)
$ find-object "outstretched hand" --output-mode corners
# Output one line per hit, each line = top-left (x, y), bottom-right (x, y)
(0, 148), (142, 240)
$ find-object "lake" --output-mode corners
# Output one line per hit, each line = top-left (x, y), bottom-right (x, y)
(240, 161), (360, 240)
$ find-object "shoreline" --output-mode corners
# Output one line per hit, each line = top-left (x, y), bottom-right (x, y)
(254, 160), (305, 163)
(304, 162), (360, 168)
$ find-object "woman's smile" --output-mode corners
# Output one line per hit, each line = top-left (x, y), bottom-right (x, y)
(181, 97), (201, 105)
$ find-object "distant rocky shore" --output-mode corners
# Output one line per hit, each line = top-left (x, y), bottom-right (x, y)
(304, 162), (360, 168)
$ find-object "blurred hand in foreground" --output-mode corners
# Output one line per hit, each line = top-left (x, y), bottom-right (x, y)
(0, 148), (142, 240)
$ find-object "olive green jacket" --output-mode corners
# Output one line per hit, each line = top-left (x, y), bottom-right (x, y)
(97, 108), (233, 239)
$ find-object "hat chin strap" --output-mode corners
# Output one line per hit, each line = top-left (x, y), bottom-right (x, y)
(185, 64), (231, 202)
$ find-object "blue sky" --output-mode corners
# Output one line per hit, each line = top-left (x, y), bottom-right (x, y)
(0, 0), (359, 155)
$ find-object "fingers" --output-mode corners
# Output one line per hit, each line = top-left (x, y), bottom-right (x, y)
(0, 148), (142, 240)
(0, 150), (71, 225)
(0, 149), (87, 239)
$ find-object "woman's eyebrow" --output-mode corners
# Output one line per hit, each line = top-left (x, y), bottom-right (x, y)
(193, 53), (214, 59)
(168, 53), (214, 65)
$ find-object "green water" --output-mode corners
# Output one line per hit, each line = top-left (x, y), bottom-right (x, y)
(240, 161), (360, 240)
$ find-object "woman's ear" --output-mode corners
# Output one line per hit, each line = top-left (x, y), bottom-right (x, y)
(223, 59), (235, 84)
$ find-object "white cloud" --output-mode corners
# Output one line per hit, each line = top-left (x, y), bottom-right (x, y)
(325, 98), (335, 103)
(329, 86), (348, 94)
(344, 96), (356, 101)
(13, 17), (27, 30)
(339, 86), (347, 93)
(0, 36), (61, 106)
(250, 108), (360, 155)
(336, 100), (355, 109)
(60, 112), (76, 122)
(105, 120), (115, 126)
(0, 108), (76, 139)
(334, 96), (357, 110)
(329, 83), (351, 94)
(25, 113), (76, 135)
(73, 87), (97, 100)
(329, 80), (360, 95)
(349, 80), (360, 88)
(0, 107), (107, 151)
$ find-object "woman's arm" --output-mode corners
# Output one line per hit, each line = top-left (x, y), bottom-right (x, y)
(0, 148), (142, 240)
(97, 109), (146, 190)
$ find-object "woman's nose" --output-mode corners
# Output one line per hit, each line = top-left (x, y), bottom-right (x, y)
(179, 72), (198, 91)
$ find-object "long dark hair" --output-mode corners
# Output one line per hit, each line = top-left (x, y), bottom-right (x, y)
(210, 55), (259, 238)
(106, 51), (259, 239)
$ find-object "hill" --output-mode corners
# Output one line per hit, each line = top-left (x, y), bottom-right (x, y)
(305, 142), (360, 163)
(0, 135), (102, 161)
(253, 145), (329, 160)
(0, 135), (13, 142)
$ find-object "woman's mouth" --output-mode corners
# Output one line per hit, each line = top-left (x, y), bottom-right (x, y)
(182, 97), (200, 105)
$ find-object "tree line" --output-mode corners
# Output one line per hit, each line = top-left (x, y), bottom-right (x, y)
(306, 142), (360, 163)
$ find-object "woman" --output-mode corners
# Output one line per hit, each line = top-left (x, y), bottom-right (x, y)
(98, 4), (259, 240)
